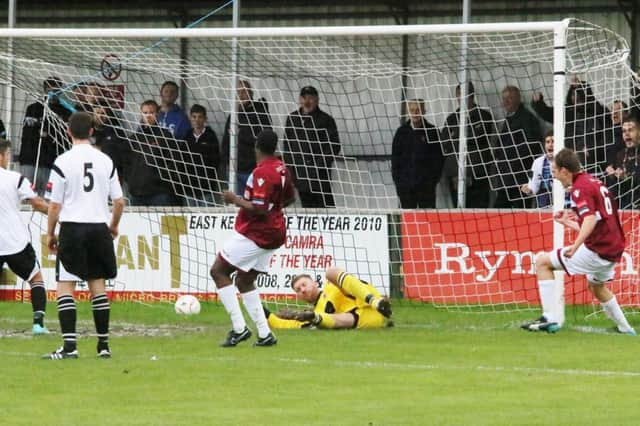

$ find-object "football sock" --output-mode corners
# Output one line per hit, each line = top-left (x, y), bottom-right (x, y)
(336, 271), (375, 304)
(92, 293), (110, 351)
(241, 289), (271, 338)
(218, 285), (246, 334)
(538, 279), (558, 322)
(601, 296), (634, 333)
(30, 281), (46, 326)
(57, 294), (77, 352)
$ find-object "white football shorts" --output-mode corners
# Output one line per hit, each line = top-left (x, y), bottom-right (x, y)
(219, 230), (277, 273)
(549, 244), (616, 283)
(56, 258), (82, 282)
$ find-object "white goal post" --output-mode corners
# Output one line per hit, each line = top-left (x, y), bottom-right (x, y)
(0, 20), (637, 320)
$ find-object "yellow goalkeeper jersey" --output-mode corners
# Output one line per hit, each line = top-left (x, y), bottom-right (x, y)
(314, 281), (358, 315)
(267, 272), (386, 329)
(314, 273), (381, 315)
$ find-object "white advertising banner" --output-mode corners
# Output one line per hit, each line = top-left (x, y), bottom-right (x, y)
(0, 212), (389, 300)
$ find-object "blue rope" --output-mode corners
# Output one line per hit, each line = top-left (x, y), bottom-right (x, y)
(49, 0), (235, 112)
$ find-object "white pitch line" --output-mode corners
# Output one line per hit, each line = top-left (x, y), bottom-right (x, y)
(2, 350), (638, 378)
(279, 357), (640, 378)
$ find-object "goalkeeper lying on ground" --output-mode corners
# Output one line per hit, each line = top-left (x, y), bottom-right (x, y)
(265, 267), (392, 329)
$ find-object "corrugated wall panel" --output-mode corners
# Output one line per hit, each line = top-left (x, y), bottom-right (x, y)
(0, 2), (633, 208)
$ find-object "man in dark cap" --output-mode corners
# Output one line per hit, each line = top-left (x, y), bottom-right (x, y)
(283, 85), (341, 208)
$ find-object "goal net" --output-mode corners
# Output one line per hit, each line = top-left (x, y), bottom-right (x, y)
(0, 20), (638, 318)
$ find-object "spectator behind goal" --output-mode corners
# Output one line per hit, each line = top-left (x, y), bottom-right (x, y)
(494, 85), (543, 208)
(157, 80), (191, 140)
(391, 98), (443, 208)
(18, 77), (71, 195)
(283, 85), (341, 208)
(92, 103), (127, 185)
(531, 79), (611, 172)
(604, 100), (628, 170)
(124, 100), (180, 206)
(520, 130), (554, 208)
(605, 116), (640, 209)
(440, 82), (496, 208)
(185, 104), (220, 207)
(221, 79), (272, 195)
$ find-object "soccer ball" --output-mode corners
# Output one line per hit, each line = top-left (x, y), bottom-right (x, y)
(174, 295), (201, 315)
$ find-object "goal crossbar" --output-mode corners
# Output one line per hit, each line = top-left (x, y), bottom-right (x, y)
(0, 21), (568, 39)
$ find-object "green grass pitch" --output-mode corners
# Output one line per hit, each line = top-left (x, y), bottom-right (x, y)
(1, 301), (639, 425)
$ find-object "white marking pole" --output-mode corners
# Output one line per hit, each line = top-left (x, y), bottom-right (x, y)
(4, 0), (15, 143)
(552, 19), (571, 326)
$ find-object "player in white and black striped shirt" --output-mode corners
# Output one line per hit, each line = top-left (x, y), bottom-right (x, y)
(43, 112), (125, 360)
(0, 140), (50, 334)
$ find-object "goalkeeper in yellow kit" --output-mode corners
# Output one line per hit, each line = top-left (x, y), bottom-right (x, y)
(266, 267), (392, 329)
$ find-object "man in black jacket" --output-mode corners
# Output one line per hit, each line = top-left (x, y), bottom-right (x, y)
(221, 80), (272, 195)
(283, 86), (341, 208)
(392, 99), (443, 208)
(125, 100), (180, 206)
(185, 104), (220, 206)
(19, 77), (71, 195)
(494, 85), (543, 208)
(441, 82), (496, 208)
(531, 80), (611, 173)
(605, 117), (640, 209)
(92, 103), (127, 185)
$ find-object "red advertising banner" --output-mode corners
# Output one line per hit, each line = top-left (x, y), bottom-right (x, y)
(401, 211), (640, 306)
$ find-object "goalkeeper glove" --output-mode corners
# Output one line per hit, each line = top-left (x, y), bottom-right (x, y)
(275, 309), (298, 320)
(275, 309), (321, 325)
(291, 310), (318, 323)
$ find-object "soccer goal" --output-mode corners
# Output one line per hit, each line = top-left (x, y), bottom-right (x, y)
(0, 20), (638, 320)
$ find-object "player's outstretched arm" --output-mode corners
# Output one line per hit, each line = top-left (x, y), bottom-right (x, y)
(277, 309), (355, 329)
(564, 214), (597, 258)
(268, 308), (309, 329)
(47, 201), (62, 253)
(222, 190), (267, 216)
(110, 197), (126, 239)
(319, 313), (355, 328)
(28, 196), (49, 214)
(554, 209), (580, 232)
(313, 312), (355, 329)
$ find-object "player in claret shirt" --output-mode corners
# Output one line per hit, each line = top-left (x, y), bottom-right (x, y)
(211, 129), (295, 347)
(522, 148), (635, 335)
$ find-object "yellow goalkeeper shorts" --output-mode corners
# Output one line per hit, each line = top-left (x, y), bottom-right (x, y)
(354, 307), (386, 329)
